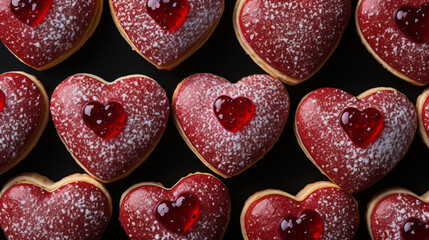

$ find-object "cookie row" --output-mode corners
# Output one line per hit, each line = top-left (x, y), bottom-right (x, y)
(1, 71), (428, 192)
(0, 0), (427, 84)
(0, 172), (427, 239)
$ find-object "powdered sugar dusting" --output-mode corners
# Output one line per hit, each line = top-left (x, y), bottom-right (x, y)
(0, 72), (43, 173)
(358, 0), (429, 84)
(237, 0), (350, 80)
(423, 95), (429, 137)
(110, 0), (223, 66)
(120, 173), (230, 240)
(0, 181), (110, 240)
(296, 88), (417, 193)
(0, 0), (97, 68)
(244, 187), (358, 239)
(50, 75), (169, 181)
(174, 74), (289, 177)
(370, 192), (429, 240)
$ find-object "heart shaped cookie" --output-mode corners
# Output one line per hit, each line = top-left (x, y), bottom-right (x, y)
(50, 74), (169, 182)
(356, 0), (429, 85)
(0, 173), (112, 240)
(417, 88), (429, 148)
(0, 72), (49, 175)
(172, 73), (290, 178)
(295, 88), (417, 193)
(0, 0), (103, 70)
(233, 0), (351, 85)
(109, 0), (224, 69)
(119, 172), (231, 240)
(241, 182), (359, 240)
(367, 188), (429, 240)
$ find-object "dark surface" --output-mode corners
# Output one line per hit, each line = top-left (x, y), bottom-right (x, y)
(0, 0), (427, 239)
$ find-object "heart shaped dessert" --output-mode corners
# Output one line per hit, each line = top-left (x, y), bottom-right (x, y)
(367, 188), (429, 240)
(0, 71), (49, 175)
(0, 0), (103, 70)
(295, 88), (417, 193)
(417, 88), (429, 148)
(119, 172), (231, 240)
(233, 0), (351, 85)
(172, 73), (290, 178)
(356, 0), (429, 85)
(109, 0), (224, 69)
(241, 181), (359, 240)
(0, 173), (112, 240)
(50, 74), (169, 182)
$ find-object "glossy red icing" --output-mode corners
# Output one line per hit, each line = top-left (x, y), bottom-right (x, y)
(402, 218), (429, 240)
(396, 3), (429, 43)
(82, 101), (126, 139)
(296, 88), (417, 193)
(0, 181), (111, 239)
(156, 193), (200, 234)
(358, 0), (429, 85)
(243, 187), (358, 240)
(0, 72), (44, 174)
(146, 0), (189, 32)
(237, 0), (350, 80)
(214, 96), (254, 132)
(279, 210), (323, 240)
(50, 74), (169, 182)
(110, 0), (223, 67)
(174, 74), (289, 177)
(0, 90), (5, 112)
(120, 173), (231, 240)
(370, 192), (429, 240)
(340, 107), (384, 147)
(423, 94), (429, 137)
(10, 0), (52, 27)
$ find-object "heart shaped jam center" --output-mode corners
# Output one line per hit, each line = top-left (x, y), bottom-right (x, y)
(0, 90), (5, 112)
(82, 101), (126, 139)
(279, 210), (323, 240)
(156, 193), (200, 234)
(340, 107), (384, 147)
(213, 96), (255, 132)
(10, 0), (52, 27)
(146, 0), (189, 32)
(402, 218), (429, 240)
(395, 3), (429, 43)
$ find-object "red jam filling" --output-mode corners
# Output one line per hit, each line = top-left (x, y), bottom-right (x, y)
(146, 0), (189, 32)
(279, 210), (323, 240)
(10, 0), (52, 27)
(82, 101), (126, 139)
(156, 193), (200, 234)
(395, 3), (429, 43)
(340, 107), (384, 147)
(402, 218), (429, 240)
(0, 90), (5, 112)
(213, 96), (255, 132)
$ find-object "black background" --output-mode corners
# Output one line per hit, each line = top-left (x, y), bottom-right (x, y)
(0, 0), (428, 239)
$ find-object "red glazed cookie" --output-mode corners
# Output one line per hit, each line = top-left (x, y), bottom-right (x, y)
(0, 72), (49, 175)
(109, 0), (224, 69)
(417, 88), (429, 148)
(0, 0), (102, 70)
(356, 0), (429, 85)
(233, 0), (351, 85)
(295, 88), (417, 193)
(241, 181), (359, 240)
(172, 73), (290, 178)
(0, 173), (112, 240)
(50, 74), (169, 183)
(367, 188), (429, 240)
(119, 172), (231, 240)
